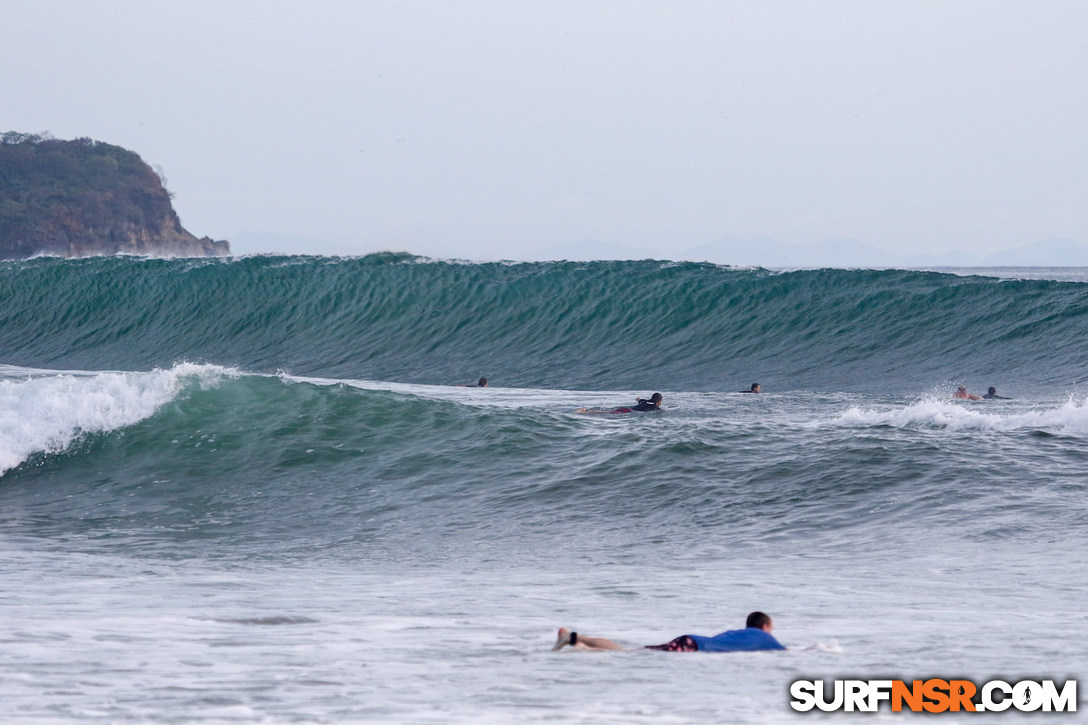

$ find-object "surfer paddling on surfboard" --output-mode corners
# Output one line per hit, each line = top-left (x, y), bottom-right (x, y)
(458, 377), (488, 387)
(576, 392), (663, 414)
(552, 611), (785, 652)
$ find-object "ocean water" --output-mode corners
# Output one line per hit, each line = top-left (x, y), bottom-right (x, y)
(1, 255), (1086, 723)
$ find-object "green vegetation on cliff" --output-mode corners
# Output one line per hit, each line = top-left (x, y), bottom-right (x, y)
(0, 132), (229, 259)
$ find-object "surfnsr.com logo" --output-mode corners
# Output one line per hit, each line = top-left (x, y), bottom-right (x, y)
(790, 679), (1077, 713)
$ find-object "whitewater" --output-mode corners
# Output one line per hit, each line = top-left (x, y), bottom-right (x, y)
(1, 256), (1085, 722)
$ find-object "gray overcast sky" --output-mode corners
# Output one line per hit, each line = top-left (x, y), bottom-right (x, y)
(4, 1), (1087, 260)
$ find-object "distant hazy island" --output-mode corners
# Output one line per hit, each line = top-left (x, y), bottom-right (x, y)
(0, 132), (229, 260)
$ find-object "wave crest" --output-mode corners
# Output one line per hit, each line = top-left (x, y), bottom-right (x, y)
(0, 363), (233, 476)
(831, 397), (1088, 436)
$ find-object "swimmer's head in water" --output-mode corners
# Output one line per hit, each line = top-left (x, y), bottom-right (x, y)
(988, 387), (996, 395)
(478, 377), (488, 387)
(650, 393), (662, 404)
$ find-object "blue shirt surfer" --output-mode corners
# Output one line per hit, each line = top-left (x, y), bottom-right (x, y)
(673, 626), (786, 653)
(552, 611), (785, 652)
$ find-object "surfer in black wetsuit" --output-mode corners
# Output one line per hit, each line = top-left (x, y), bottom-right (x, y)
(740, 383), (760, 393)
(458, 377), (488, 387)
(982, 386), (1009, 400)
(576, 392), (663, 414)
(629, 393), (663, 412)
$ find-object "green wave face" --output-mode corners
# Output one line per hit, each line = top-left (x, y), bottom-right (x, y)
(2, 255), (1086, 392)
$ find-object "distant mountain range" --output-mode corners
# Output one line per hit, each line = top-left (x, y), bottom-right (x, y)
(532, 236), (1088, 267)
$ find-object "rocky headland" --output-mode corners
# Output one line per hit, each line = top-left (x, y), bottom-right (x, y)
(0, 132), (229, 259)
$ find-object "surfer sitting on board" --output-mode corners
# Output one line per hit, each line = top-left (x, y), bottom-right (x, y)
(552, 611), (785, 652)
(576, 392), (663, 414)
(953, 385), (981, 400)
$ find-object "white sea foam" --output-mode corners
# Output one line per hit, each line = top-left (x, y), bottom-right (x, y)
(829, 396), (1088, 436)
(0, 363), (233, 476)
(282, 372), (649, 411)
(803, 638), (844, 653)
